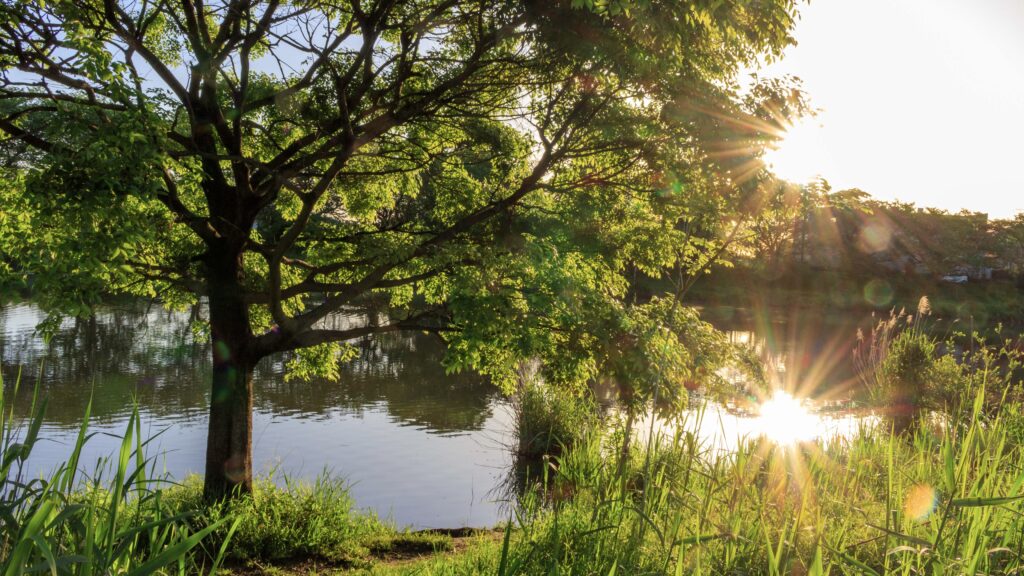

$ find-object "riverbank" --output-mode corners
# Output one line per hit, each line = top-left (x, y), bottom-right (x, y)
(6, 300), (1024, 574)
(222, 529), (505, 575)
(677, 267), (1024, 333)
(8, 387), (1024, 575)
(229, 394), (1024, 575)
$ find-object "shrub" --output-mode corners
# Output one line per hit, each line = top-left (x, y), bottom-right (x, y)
(857, 298), (959, 432)
(163, 473), (390, 564)
(512, 376), (600, 463)
(878, 329), (960, 431)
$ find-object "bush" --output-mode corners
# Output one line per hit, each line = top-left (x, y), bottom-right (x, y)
(877, 329), (961, 431)
(513, 377), (600, 463)
(163, 473), (390, 564)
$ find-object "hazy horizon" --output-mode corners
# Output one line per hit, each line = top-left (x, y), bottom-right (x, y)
(756, 0), (1024, 219)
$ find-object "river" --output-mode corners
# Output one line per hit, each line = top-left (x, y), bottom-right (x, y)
(1, 300), (883, 528)
(0, 301), (514, 529)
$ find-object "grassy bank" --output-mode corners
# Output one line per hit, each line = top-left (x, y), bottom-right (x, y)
(7, 321), (1024, 575)
(342, 394), (1024, 576)
(0, 376), (466, 575)
(373, 406), (1024, 575)
(375, 316), (1024, 575)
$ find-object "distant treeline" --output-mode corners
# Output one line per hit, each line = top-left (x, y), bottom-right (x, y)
(729, 179), (1024, 280)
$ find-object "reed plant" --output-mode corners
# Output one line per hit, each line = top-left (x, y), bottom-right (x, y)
(466, 386), (1024, 575)
(433, 312), (1024, 576)
(0, 372), (233, 575)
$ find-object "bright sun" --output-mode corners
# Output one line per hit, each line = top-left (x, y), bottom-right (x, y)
(762, 119), (830, 184)
(755, 391), (818, 445)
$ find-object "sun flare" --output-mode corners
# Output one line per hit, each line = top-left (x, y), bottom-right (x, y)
(763, 120), (830, 184)
(755, 391), (818, 445)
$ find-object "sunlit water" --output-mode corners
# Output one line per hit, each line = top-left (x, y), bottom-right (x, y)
(1, 301), (878, 528)
(638, 392), (879, 453)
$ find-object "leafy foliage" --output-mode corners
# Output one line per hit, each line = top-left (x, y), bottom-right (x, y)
(0, 0), (804, 494)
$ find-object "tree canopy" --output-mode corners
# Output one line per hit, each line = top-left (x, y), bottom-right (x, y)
(0, 0), (801, 497)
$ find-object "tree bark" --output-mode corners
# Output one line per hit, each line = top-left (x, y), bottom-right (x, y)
(203, 245), (256, 501)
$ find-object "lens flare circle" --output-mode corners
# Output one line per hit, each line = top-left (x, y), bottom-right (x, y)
(864, 278), (894, 307)
(904, 484), (938, 520)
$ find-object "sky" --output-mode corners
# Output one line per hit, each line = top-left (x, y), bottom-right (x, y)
(755, 0), (1024, 218)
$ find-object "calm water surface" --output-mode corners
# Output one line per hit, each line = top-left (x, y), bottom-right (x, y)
(0, 302), (514, 529)
(1, 301), (882, 528)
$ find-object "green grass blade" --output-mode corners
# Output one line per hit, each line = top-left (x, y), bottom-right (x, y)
(3, 498), (56, 576)
(497, 520), (513, 576)
(951, 494), (1024, 508)
(124, 518), (228, 576)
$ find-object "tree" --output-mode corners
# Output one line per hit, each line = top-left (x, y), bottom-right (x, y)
(742, 177), (801, 271)
(992, 214), (1024, 276)
(0, 0), (799, 499)
(879, 205), (991, 275)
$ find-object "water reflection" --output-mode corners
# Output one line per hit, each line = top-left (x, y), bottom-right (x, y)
(649, 307), (877, 453)
(1, 300), (882, 527)
(646, 398), (878, 454)
(0, 303), (501, 430)
(256, 333), (499, 433)
(711, 306), (866, 403)
(0, 301), (513, 529)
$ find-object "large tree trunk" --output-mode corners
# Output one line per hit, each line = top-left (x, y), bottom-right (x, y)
(203, 246), (256, 501)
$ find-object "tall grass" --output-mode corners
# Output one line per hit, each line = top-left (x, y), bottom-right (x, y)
(474, 389), (1024, 575)
(0, 372), (233, 575)
(512, 378), (599, 464)
(433, 311), (1024, 576)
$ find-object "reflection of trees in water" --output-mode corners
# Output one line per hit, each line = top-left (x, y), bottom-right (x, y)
(710, 309), (863, 400)
(256, 331), (499, 433)
(1, 303), (499, 433)
(1, 303), (210, 422)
